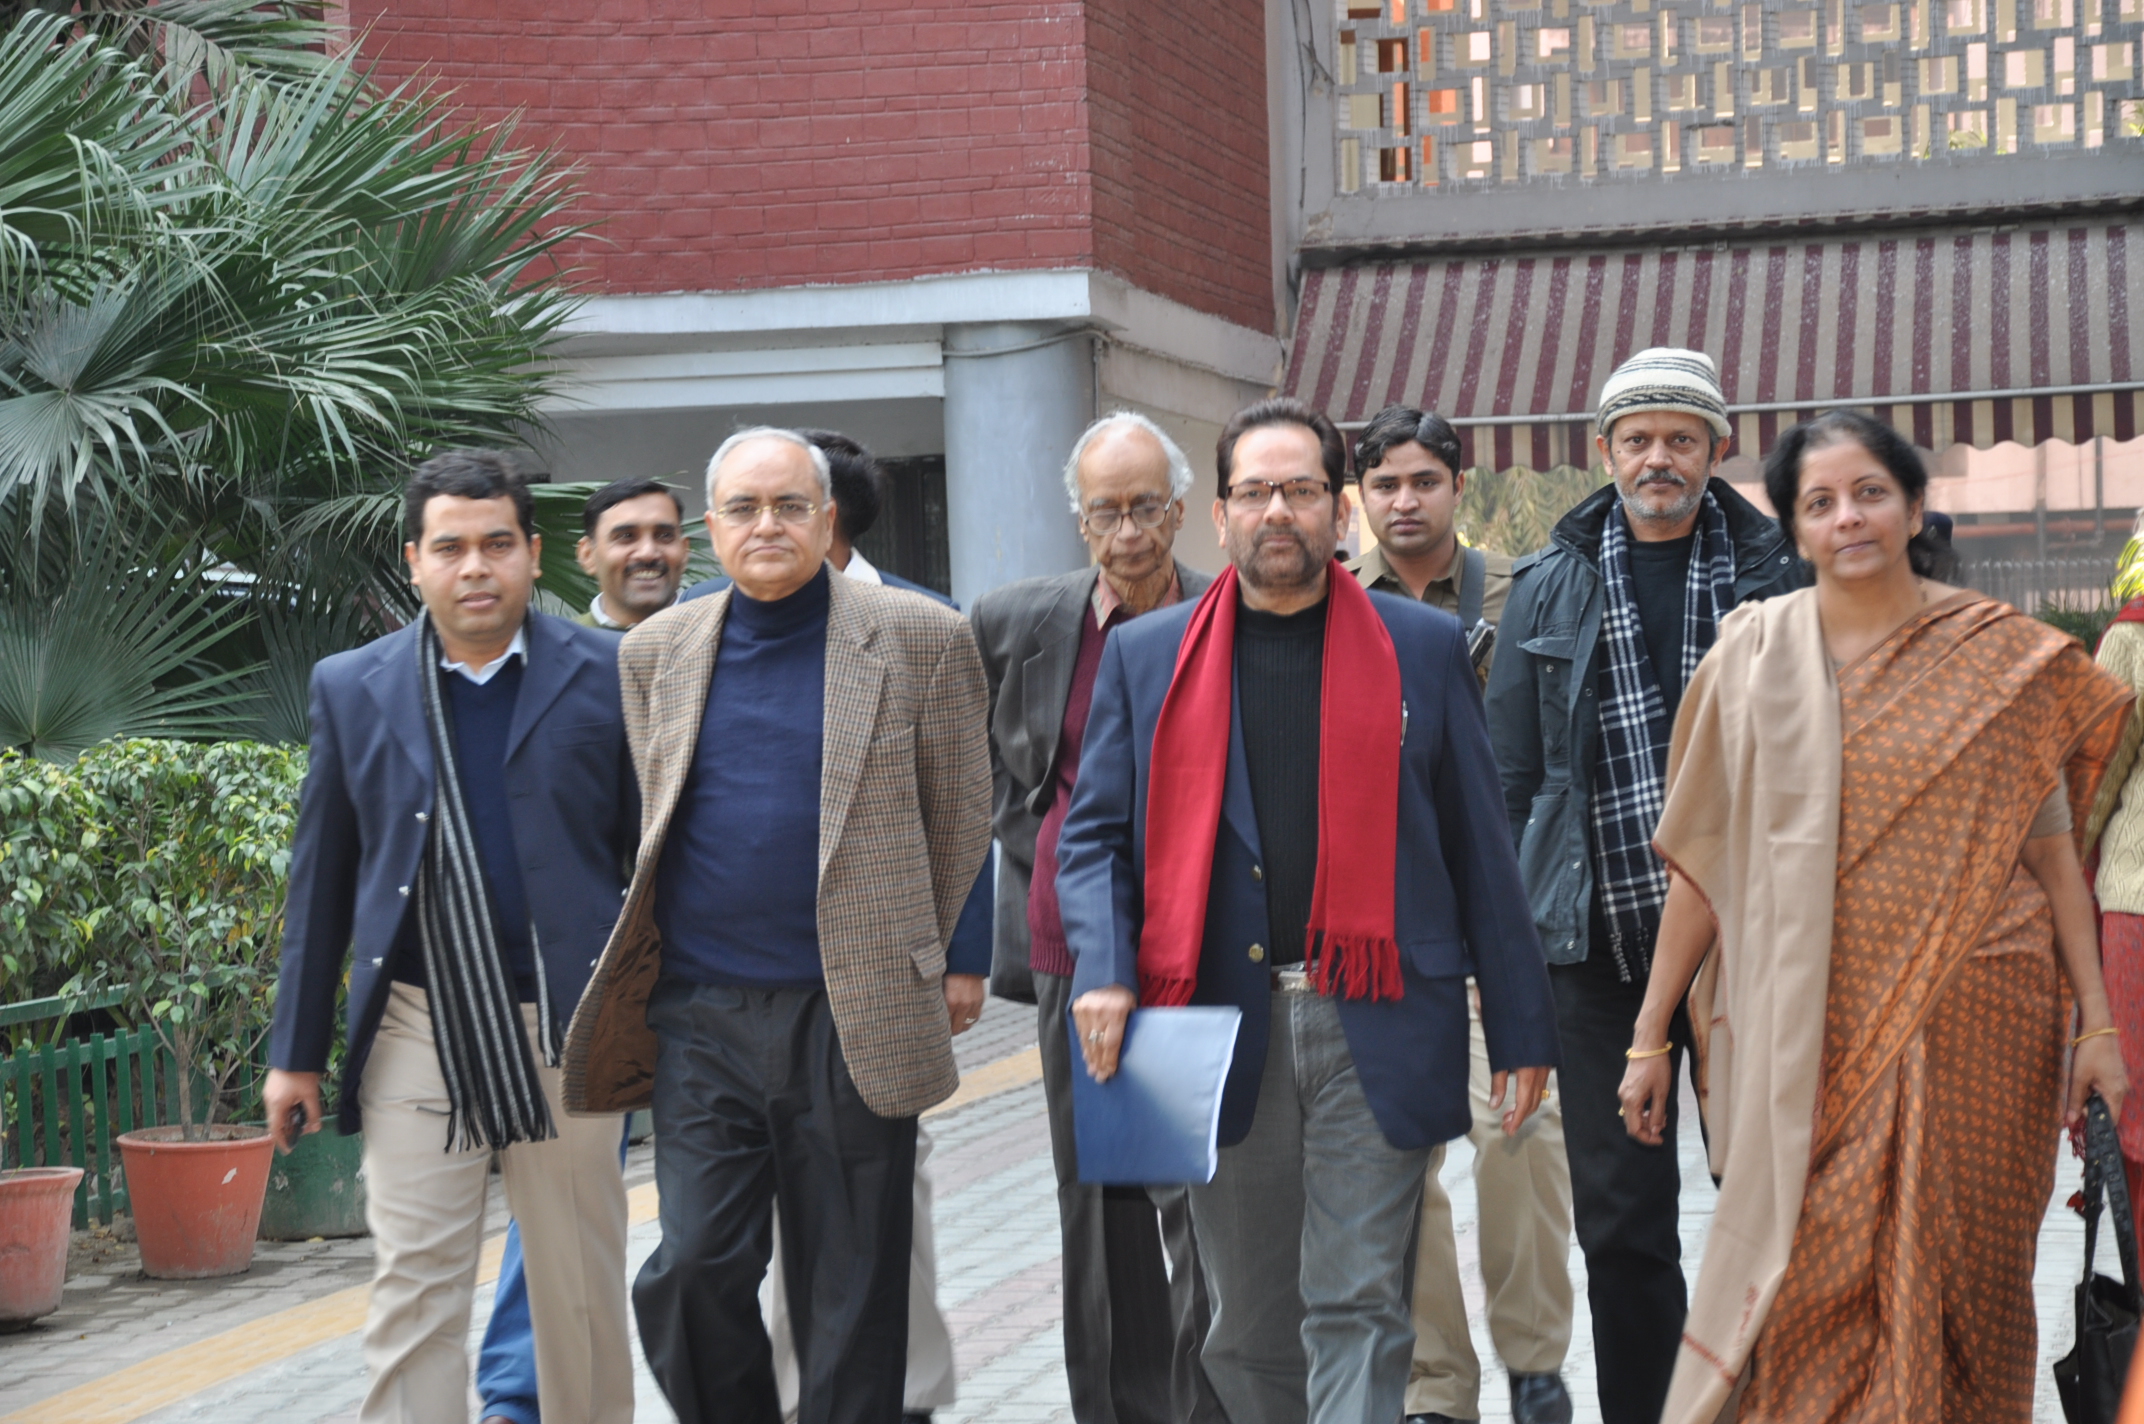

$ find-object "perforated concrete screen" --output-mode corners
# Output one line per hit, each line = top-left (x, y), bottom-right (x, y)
(1322, 0), (2142, 230)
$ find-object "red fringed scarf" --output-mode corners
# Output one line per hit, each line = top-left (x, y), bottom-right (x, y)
(1137, 560), (1405, 1006)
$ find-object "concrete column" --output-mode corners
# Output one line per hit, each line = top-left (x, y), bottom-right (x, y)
(942, 321), (1095, 607)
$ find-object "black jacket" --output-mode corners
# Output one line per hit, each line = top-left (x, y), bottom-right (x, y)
(1482, 478), (1807, 968)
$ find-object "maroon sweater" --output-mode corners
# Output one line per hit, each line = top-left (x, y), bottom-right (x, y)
(1026, 604), (1119, 977)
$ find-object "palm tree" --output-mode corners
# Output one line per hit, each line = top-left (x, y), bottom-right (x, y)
(0, 5), (584, 756)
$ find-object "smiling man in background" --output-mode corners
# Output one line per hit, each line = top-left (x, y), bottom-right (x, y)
(575, 475), (690, 629)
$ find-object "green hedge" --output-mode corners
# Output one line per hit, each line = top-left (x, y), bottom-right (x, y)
(0, 741), (305, 1131)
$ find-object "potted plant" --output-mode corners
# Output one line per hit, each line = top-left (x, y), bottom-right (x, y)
(59, 740), (305, 1278)
(0, 1164), (83, 1326)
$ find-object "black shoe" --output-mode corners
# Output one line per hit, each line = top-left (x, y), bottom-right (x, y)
(1507, 1372), (1573, 1424)
(902, 1415), (932, 1424)
(1403, 1415), (1466, 1424)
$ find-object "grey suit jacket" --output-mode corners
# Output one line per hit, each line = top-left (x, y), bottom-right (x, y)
(968, 559), (1213, 982)
(563, 570), (992, 1120)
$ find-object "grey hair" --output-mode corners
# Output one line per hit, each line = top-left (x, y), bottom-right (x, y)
(1061, 411), (1196, 515)
(705, 426), (833, 505)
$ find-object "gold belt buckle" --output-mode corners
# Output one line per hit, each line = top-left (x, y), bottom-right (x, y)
(1275, 967), (1313, 994)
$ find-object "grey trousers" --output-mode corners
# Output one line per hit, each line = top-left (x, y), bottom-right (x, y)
(1188, 991), (1435, 1424)
(1037, 971), (1223, 1424)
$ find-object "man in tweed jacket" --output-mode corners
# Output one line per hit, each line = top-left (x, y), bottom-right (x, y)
(562, 427), (992, 1424)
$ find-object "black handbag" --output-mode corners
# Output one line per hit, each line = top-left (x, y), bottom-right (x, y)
(2055, 1092), (2141, 1424)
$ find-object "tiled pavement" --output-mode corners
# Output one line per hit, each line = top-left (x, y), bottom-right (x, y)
(0, 994), (2106, 1423)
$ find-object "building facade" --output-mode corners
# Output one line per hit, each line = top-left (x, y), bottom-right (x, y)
(345, 0), (1283, 599)
(1274, 0), (2144, 561)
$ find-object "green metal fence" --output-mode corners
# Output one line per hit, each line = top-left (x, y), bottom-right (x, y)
(0, 991), (235, 1228)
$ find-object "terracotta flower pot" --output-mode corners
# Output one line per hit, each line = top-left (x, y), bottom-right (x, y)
(117, 1125), (274, 1279)
(0, 1166), (84, 1327)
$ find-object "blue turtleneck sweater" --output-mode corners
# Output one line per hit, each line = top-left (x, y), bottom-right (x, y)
(655, 565), (829, 986)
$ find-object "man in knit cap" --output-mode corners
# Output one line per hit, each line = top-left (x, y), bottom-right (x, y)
(1483, 349), (1805, 1424)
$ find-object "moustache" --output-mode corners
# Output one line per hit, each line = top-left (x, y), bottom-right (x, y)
(1636, 472), (1690, 489)
(624, 560), (672, 577)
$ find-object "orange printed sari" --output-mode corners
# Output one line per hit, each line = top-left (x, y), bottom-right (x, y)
(1657, 590), (2132, 1423)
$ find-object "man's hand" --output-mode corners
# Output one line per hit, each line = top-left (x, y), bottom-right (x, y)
(945, 974), (985, 1037)
(1488, 1064), (1552, 1136)
(264, 1069), (324, 1153)
(1070, 985), (1136, 1081)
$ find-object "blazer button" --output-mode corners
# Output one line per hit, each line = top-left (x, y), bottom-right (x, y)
(415, 811), (428, 823)
(371, 957), (383, 967)
(398, 886), (409, 897)
(1250, 864), (1263, 882)
(1248, 943), (1266, 963)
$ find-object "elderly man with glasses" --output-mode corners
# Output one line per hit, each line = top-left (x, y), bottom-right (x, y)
(1059, 397), (1559, 1424)
(562, 427), (992, 1424)
(970, 411), (1219, 1424)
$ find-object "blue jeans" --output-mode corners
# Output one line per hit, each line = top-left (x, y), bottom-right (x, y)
(1187, 991), (1436, 1424)
(479, 1123), (632, 1424)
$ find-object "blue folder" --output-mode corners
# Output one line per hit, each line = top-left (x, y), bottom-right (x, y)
(1068, 1006), (1242, 1186)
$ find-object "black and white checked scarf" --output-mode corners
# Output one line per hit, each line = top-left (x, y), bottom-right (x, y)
(412, 613), (556, 1151)
(1589, 491), (1737, 982)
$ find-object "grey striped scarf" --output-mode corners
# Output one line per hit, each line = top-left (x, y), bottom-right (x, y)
(1589, 491), (1737, 982)
(413, 613), (556, 1151)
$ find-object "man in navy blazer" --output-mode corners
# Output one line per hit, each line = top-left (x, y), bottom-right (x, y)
(1058, 399), (1558, 1424)
(264, 451), (636, 1424)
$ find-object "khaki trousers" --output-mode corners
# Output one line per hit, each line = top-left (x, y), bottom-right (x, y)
(1405, 986), (1574, 1419)
(358, 984), (633, 1424)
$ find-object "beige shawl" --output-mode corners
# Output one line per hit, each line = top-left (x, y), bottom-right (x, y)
(1653, 586), (1840, 1424)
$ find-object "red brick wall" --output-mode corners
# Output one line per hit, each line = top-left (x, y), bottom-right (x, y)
(346, 1), (1270, 329)
(1084, 0), (1272, 333)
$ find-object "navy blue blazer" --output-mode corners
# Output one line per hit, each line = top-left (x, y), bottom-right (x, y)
(269, 611), (639, 1133)
(1056, 590), (1560, 1151)
(681, 565), (994, 977)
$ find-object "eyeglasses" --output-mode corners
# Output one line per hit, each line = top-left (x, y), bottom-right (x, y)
(1083, 500), (1173, 534)
(715, 498), (820, 528)
(1225, 479), (1331, 510)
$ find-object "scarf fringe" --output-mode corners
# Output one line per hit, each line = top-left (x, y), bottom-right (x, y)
(1139, 972), (1198, 1008)
(1308, 933), (1404, 1002)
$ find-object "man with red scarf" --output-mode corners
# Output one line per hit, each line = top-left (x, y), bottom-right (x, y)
(1059, 397), (1559, 1424)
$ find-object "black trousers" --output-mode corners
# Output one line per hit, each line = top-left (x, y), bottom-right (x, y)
(1037, 971), (1224, 1424)
(1550, 948), (1697, 1424)
(635, 979), (917, 1424)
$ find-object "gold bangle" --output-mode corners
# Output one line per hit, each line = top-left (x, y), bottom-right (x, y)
(2073, 1027), (2122, 1046)
(1625, 1044), (1673, 1060)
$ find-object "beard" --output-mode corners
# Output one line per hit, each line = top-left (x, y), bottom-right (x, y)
(1227, 521), (1333, 593)
(1617, 470), (1705, 528)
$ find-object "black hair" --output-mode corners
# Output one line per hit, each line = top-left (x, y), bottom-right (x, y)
(403, 449), (535, 545)
(1353, 405), (1465, 483)
(1215, 397), (1349, 499)
(800, 429), (882, 542)
(1762, 410), (1948, 579)
(580, 476), (682, 537)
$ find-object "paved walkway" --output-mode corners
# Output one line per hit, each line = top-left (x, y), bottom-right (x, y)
(0, 996), (2104, 1423)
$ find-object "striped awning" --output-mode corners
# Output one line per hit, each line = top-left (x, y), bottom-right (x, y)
(1284, 220), (2144, 472)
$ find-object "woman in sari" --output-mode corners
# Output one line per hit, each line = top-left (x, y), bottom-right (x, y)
(1616, 409), (2132, 1423)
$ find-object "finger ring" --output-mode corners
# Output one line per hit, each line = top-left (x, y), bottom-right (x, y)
(962, 1017), (978, 1026)
(1087, 1030), (1103, 1043)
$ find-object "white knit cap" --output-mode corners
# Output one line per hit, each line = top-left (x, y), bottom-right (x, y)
(1594, 347), (1732, 441)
